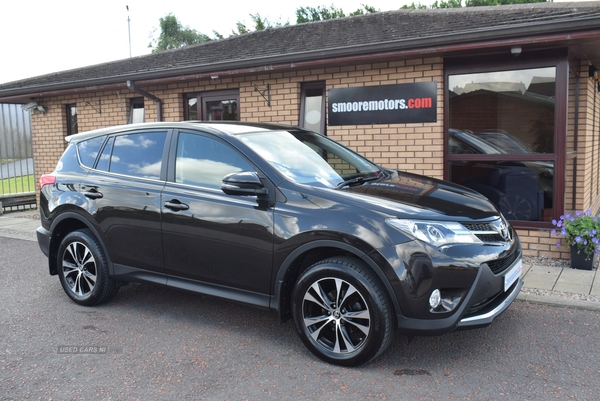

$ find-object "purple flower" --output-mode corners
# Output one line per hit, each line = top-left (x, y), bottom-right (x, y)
(576, 211), (581, 217)
(575, 236), (582, 243)
(556, 242), (561, 247)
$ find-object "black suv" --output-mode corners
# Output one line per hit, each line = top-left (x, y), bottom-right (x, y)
(37, 121), (523, 366)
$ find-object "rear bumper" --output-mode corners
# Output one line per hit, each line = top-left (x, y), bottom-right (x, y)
(36, 225), (51, 258)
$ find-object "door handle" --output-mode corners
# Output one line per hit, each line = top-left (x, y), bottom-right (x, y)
(164, 200), (189, 211)
(83, 190), (103, 199)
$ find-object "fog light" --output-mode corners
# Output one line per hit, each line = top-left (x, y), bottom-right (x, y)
(429, 289), (441, 309)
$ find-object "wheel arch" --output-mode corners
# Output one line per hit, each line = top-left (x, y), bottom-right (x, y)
(272, 239), (401, 322)
(47, 211), (109, 276)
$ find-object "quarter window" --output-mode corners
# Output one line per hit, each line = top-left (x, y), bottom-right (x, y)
(77, 136), (105, 168)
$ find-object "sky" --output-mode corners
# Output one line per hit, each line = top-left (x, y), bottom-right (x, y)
(0, 0), (587, 85)
(0, 0), (428, 84)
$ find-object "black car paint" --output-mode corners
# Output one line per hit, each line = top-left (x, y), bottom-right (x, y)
(37, 121), (522, 339)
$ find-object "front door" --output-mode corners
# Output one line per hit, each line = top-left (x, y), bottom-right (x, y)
(161, 132), (274, 294)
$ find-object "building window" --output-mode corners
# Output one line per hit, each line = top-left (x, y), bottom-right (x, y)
(66, 104), (78, 136)
(184, 90), (239, 121)
(300, 82), (326, 134)
(446, 54), (567, 226)
(129, 98), (145, 124)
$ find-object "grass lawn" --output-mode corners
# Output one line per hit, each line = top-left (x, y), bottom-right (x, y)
(0, 175), (35, 195)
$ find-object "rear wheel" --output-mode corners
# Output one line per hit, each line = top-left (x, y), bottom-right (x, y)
(292, 257), (395, 366)
(56, 229), (118, 306)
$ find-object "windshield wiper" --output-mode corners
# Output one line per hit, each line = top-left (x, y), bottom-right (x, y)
(336, 175), (380, 189)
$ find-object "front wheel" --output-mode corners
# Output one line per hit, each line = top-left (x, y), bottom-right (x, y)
(56, 229), (118, 306)
(291, 257), (395, 366)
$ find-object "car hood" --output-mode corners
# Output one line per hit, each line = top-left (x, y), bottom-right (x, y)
(338, 171), (500, 220)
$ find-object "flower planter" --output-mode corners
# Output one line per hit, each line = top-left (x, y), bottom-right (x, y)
(570, 246), (595, 270)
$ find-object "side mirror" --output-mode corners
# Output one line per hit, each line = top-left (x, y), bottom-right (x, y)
(221, 171), (268, 196)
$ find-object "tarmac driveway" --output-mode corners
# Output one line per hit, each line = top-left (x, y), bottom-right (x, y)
(2, 236), (600, 399)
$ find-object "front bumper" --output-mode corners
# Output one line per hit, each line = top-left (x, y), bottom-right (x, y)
(391, 249), (523, 336)
(458, 276), (523, 329)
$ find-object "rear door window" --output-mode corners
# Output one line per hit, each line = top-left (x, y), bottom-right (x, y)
(106, 132), (167, 179)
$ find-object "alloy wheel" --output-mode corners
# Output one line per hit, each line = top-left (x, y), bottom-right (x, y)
(301, 277), (371, 354)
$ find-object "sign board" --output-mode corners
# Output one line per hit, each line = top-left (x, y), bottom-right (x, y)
(328, 82), (437, 126)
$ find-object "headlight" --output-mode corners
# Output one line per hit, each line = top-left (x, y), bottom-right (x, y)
(386, 219), (482, 248)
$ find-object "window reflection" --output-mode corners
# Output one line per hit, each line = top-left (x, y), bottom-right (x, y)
(109, 132), (166, 179)
(448, 67), (556, 222)
(449, 67), (555, 154)
(176, 133), (252, 188)
(449, 160), (554, 222)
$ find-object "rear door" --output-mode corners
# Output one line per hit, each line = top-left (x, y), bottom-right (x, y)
(80, 129), (169, 277)
(161, 131), (274, 296)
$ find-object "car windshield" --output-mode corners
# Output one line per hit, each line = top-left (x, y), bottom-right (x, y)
(239, 129), (382, 188)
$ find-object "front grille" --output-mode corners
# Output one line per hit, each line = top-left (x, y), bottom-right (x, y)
(462, 222), (495, 231)
(461, 221), (504, 243)
(476, 233), (504, 242)
(486, 251), (519, 275)
(462, 219), (519, 274)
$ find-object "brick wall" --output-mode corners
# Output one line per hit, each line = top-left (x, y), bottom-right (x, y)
(29, 56), (600, 260)
(326, 58), (445, 179)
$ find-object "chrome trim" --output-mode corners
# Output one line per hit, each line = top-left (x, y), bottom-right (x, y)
(458, 278), (523, 326)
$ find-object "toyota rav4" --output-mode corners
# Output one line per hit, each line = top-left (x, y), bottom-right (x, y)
(37, 121), (523, 366)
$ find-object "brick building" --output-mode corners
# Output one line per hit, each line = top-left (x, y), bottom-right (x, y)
(1, 3), (600, 260)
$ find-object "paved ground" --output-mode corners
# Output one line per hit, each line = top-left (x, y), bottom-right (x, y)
(1, 208), (599, 312)
(1, 235), (599, 400)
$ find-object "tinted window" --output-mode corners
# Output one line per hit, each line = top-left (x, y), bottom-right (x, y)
(176, 133), (253, 188)
(95, 136), (114, 172)
(77, 136), (105, 168)
(108, 132), (167, 179)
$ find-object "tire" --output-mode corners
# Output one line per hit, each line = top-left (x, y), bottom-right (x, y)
(291, 257), (395, 367)
(56, 229), (118, 306)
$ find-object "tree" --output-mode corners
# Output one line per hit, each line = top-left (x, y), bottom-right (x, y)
(228, 13), (288, 36)
(402, 0), (546, 9)
(296, 4), (378, 23)
(149, 14), (212, 53)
